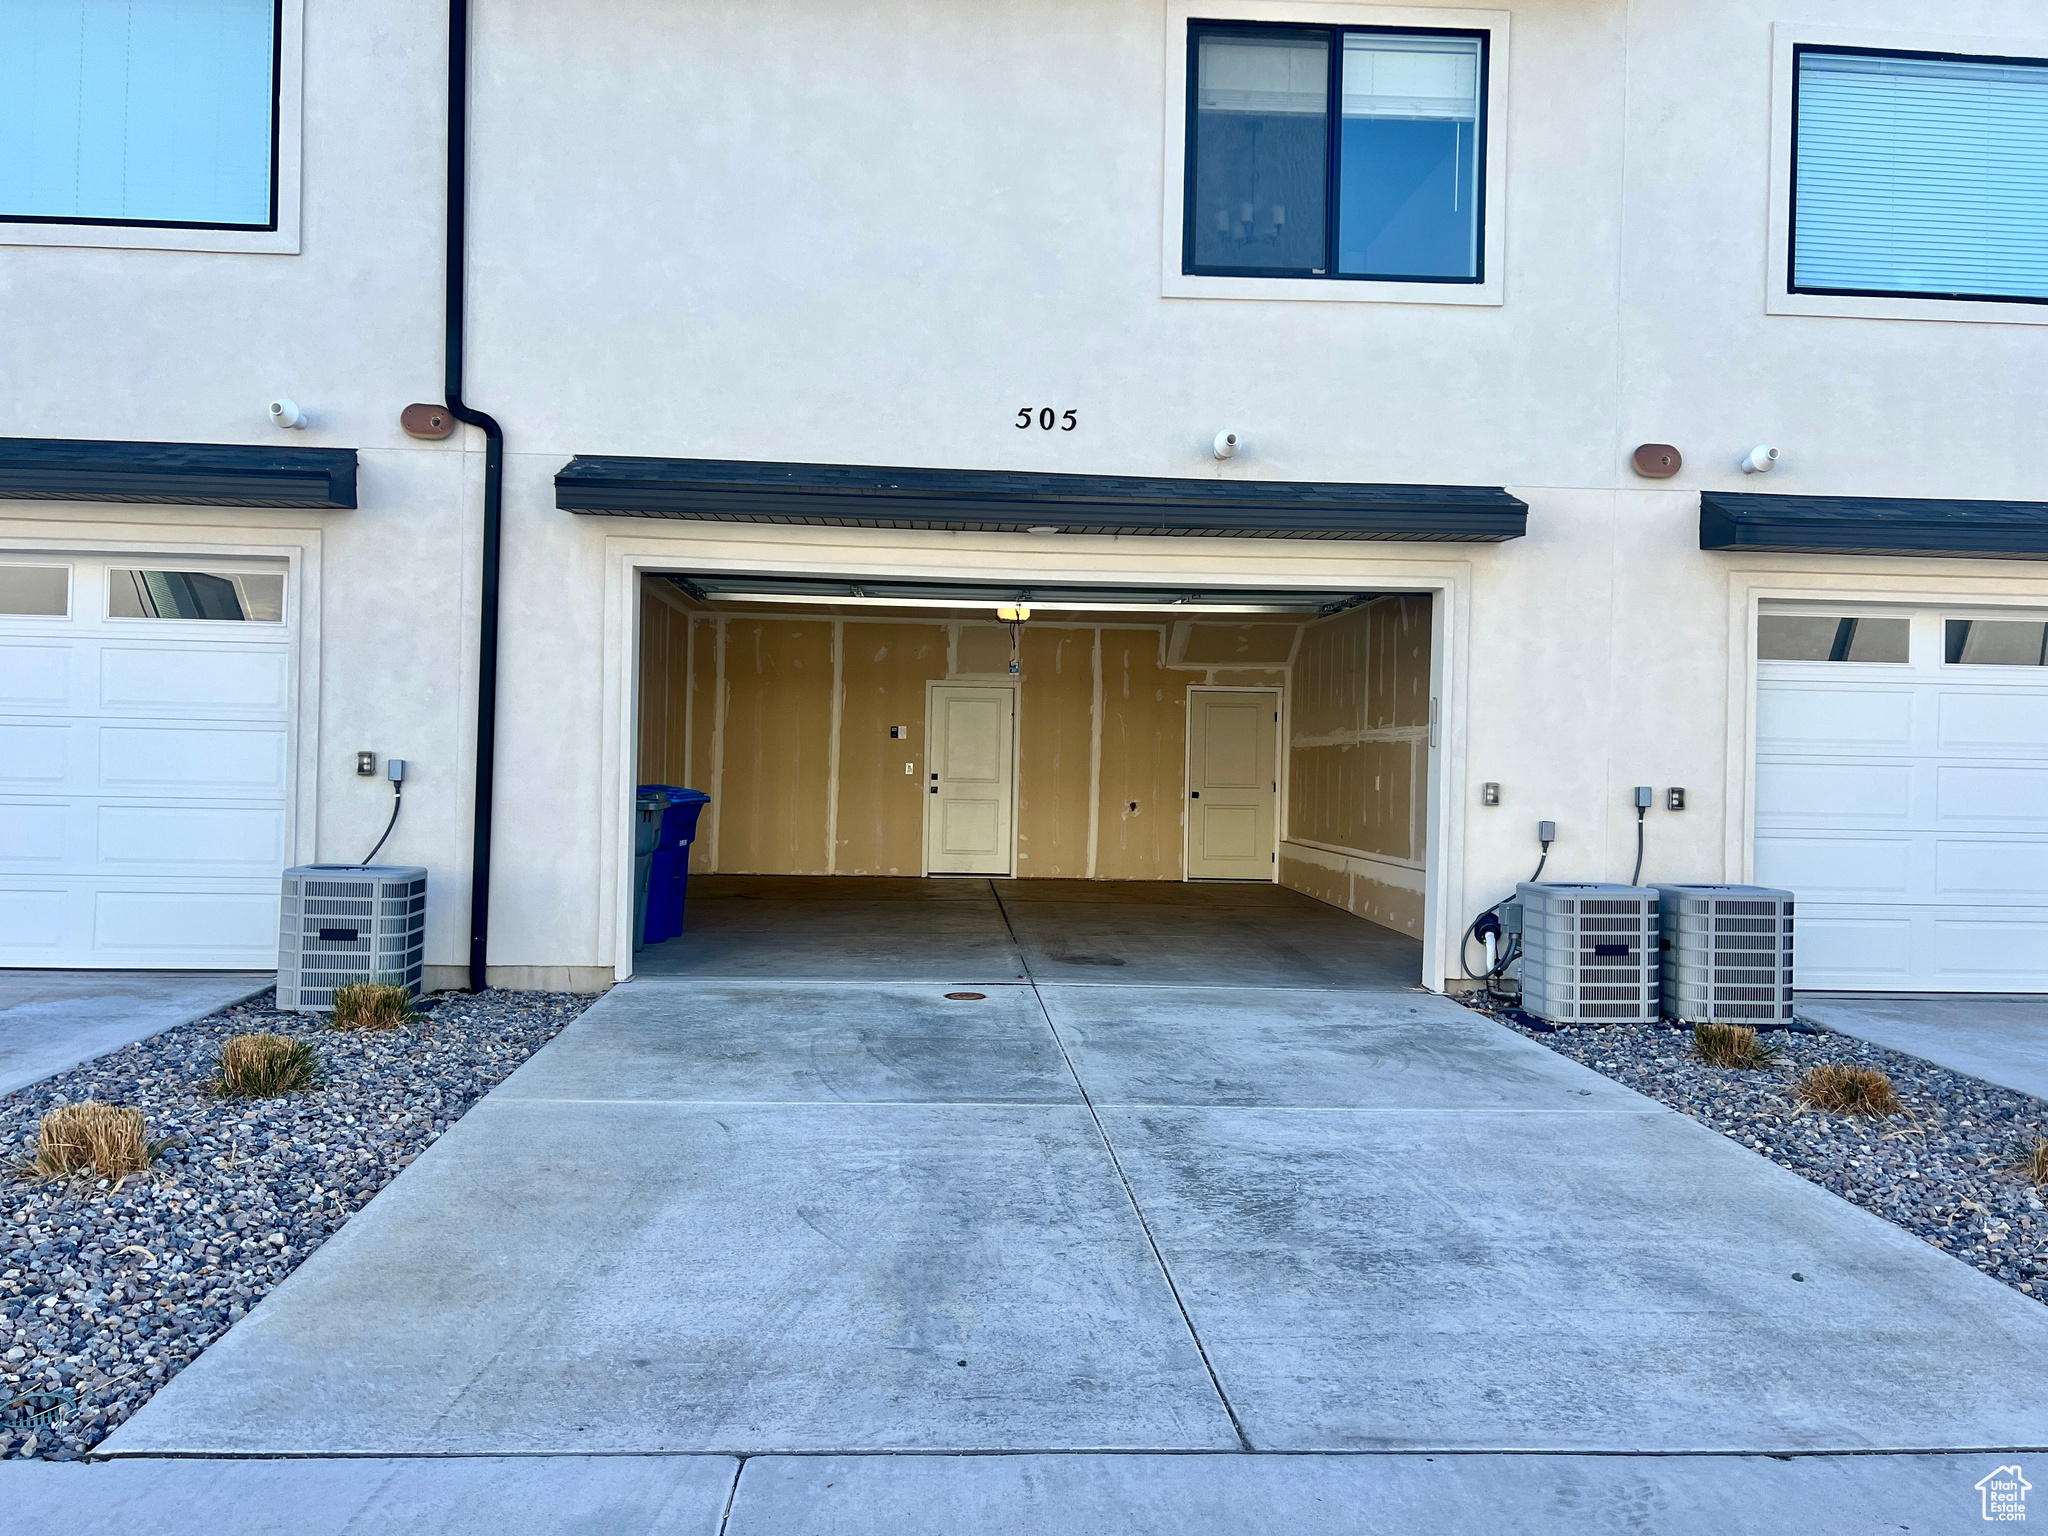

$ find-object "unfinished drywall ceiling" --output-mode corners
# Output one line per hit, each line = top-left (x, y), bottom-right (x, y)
(837, 623), (949, 875)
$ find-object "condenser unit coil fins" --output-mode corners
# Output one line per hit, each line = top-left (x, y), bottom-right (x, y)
(1653, 884), (1794, 1025)
(278, 864), (428, 1012)
(1516, 882), (1661, 1025)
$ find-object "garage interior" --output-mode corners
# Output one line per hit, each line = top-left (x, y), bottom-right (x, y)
(633, 573), (1433, 987)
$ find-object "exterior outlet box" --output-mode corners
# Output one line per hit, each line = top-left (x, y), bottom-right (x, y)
(355, 751), (376, 776)
(1654, 884), (1794, 1025)
(1516, 882), (1660, 1025)
(279, 864), (427, 1012)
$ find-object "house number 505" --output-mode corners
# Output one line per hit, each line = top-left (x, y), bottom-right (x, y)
(1016, 408), (1078, 431)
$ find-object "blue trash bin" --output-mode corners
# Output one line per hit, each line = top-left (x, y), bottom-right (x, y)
(637, 786), (711, 945)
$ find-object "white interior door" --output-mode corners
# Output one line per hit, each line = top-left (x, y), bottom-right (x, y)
(925, 682), (1015, 875)
(0, 555), (292, 969)
(1756, 605), (2048, 992)
(1186, 687), (1278, 880)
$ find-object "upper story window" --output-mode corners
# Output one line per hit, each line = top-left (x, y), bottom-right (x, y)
(0, 0), (282, 231)
(1791, 45), (2048, 305)
(1184, 24), (1486, 283)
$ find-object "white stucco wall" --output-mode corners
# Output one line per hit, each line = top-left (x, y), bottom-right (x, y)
(4, 0), (2046, 986)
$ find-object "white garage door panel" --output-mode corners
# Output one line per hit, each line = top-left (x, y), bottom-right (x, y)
(1759, 610), (2048, 991)
(0, 887), (72, 950)
(0, 804), (67, 864)
(100, 646), (289, 713)
(1936, 841), (2048, 899)
(1934, 917), (2048, 978)
(99, 725), (289, 794)
(1755, 761), (1913, 821)
(95, 889), (279, 956)
(1754, 834), (1910, 897)
(0, 555), (292, 968)
(1936, 765), (2048, 824)
(1756, 686), (1914, 749)
(0, 724), (70, 784)
(0, 644), (70, 705)
(1938, 692), (2048, 752)
(98, 805), (287, 870)
(1794, 917), (1917, 981)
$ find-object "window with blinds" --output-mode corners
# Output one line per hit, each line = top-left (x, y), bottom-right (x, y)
(1791, 45), (2048, 303)
(0, 0), (280, 229)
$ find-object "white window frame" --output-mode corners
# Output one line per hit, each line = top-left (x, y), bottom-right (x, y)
(1767, 20), (2048, 328)
(0, 0), (304, 256)
(1161, 0), (1509, 306)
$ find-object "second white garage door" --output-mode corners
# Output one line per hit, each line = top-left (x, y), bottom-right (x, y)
(0, 555), (293, 970)
(1755, 604), (2048, 992)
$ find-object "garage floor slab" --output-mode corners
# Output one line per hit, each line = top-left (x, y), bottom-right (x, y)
(1798, 992), (2048, 1100)
(0, 969), (271, 1096)
(636, 876), (1028, 984)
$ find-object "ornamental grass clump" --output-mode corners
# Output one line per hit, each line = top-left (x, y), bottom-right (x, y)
(33, 1102), (150, 1181)
(329, 980), (415, 1032)
(1796, 1062), (1904, 1117)
(1693, 1022), (1779, 1070)
(2021, 1137), (2048, 1188)
(212, 1032), (320, 1098)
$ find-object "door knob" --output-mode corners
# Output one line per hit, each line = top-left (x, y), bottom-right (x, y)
(1190, 791), (1200, 798)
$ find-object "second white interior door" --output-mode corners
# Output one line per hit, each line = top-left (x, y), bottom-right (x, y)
(925, 682), (1015, 874)
(1186, 688), (1278, 880)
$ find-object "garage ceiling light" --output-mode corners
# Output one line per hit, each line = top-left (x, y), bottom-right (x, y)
(707, 591), (1314, 615)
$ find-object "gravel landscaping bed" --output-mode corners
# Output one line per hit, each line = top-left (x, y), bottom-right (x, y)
(1469, 1001), (2048, 1305)
(0, 987), (595, 1460)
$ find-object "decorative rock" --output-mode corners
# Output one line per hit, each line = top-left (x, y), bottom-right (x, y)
(1, 986), (592, 1459)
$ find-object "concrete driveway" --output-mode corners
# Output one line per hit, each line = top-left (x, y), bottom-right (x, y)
(1798, 991), (2048, 1100)
(87, 880), (2048, 1524)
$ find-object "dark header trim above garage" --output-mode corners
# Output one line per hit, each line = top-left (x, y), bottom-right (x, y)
(556, 456), (1527, 541)
(0, 438), (358, 509)
(1701, 491), (2048, 560)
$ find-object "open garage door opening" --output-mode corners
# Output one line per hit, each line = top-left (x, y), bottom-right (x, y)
(629, 572), (1436, 990)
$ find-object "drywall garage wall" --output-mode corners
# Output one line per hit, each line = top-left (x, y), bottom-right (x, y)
(1279, 595), (1432, 936)
(636, 580), (1322, 883)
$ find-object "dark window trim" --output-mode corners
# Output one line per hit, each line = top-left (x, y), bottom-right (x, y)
(0, 0), (285, 234)
(1181, 19), (1490, 284)
(1788, 41), (2048, 307)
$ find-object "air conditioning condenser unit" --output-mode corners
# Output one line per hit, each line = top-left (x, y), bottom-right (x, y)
(1515, 882), (1660, 1025)
(278, 864), (428, 1012)
(1654, 884), (1794, 1025)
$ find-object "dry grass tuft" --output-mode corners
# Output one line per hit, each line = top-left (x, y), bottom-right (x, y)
(329, 980), (416, 1032)
(33, 1102), (150, 1181)
(1693, 1022), (1779, 1070)
(212, 1032), (320, 1098)
(2021, 1137), (2048, 1188)
(1796, 1063), (1904, 1117)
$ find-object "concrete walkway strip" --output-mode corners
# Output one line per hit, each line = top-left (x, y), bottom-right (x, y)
(0, 1455), (738, 1534)
(721, 1450), (2018, 1535)
(1798, 992), (2048, 1101)
(0, 969), (273, 1097)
